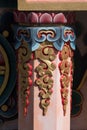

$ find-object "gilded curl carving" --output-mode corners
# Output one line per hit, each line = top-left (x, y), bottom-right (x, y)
(35, 42), (57, 115)
(18, 40), (32, 116)
(59, 43), (73, 116)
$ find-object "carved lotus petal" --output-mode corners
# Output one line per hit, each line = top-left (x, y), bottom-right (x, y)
(31, 13), (38, 23)
(53, 13), (67, 23)
(19, 12), (27, 23)
(40, 13), (52, 23)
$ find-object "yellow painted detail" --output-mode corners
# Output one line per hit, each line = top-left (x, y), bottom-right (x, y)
(2, 30), (9, 38)
(0, 45), (9, 95)
(1, 105), (8, 112)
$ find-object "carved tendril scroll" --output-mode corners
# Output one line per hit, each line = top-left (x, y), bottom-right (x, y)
(35, 41), (57, 115)
(59, 43), (73, 116)
(18, 40), (32, 116)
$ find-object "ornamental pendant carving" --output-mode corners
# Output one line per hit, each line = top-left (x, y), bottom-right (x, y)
(35, 41), (57, 115)
(18, 40), (32, 116)
(59, 43), (73, 116)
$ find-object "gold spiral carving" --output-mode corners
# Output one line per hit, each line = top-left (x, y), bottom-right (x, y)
(59, 43), (73, 116)
(18, 40), (32, 116)
(35, 42), (57, 115)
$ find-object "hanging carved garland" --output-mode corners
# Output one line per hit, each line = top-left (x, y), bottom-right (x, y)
(35, 41), (57, 115)
(59, 43), (73, 116)
(18, 40), (32, 116)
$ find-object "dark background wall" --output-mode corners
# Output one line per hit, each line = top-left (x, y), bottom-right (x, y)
(71, 11), (87, 130)
(0, 0), (17, 8)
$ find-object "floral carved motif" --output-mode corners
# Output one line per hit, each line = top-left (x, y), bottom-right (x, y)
(14, 12), (75, 24)
(35, 41), (57, 115)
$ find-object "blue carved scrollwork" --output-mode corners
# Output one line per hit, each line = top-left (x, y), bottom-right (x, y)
(15, 26), (76, 51)
(62, 26), (76, 50)
(15, 27), (31, 49)
(30, 27), (61, 51)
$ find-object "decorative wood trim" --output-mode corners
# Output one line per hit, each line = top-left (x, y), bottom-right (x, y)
(59, 43), (73, 116)
(18, 1), (87, 11)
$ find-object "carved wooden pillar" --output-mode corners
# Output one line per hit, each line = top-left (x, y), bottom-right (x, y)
(15, 13), (76, 130)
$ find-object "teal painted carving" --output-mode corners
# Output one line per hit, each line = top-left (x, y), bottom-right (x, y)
(15, 26), (76, 51)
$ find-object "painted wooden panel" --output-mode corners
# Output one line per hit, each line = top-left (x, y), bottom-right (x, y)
(18, 0), (87, 10)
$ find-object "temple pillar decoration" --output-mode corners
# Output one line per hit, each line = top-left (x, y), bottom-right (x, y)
(17, 26), (75, 115)
(15, 25), (75, 130)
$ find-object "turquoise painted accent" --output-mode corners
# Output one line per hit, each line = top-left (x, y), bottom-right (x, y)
(15, 26), (76, 51)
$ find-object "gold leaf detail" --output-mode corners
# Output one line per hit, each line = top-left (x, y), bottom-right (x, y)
(18, 40), (32, 116)
(35, 41), (57, 115)
(59, 43), (73, 116)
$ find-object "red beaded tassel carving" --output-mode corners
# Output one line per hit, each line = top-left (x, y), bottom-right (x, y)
(18, 40), (33, 116)
(59, 43), (73, 116)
